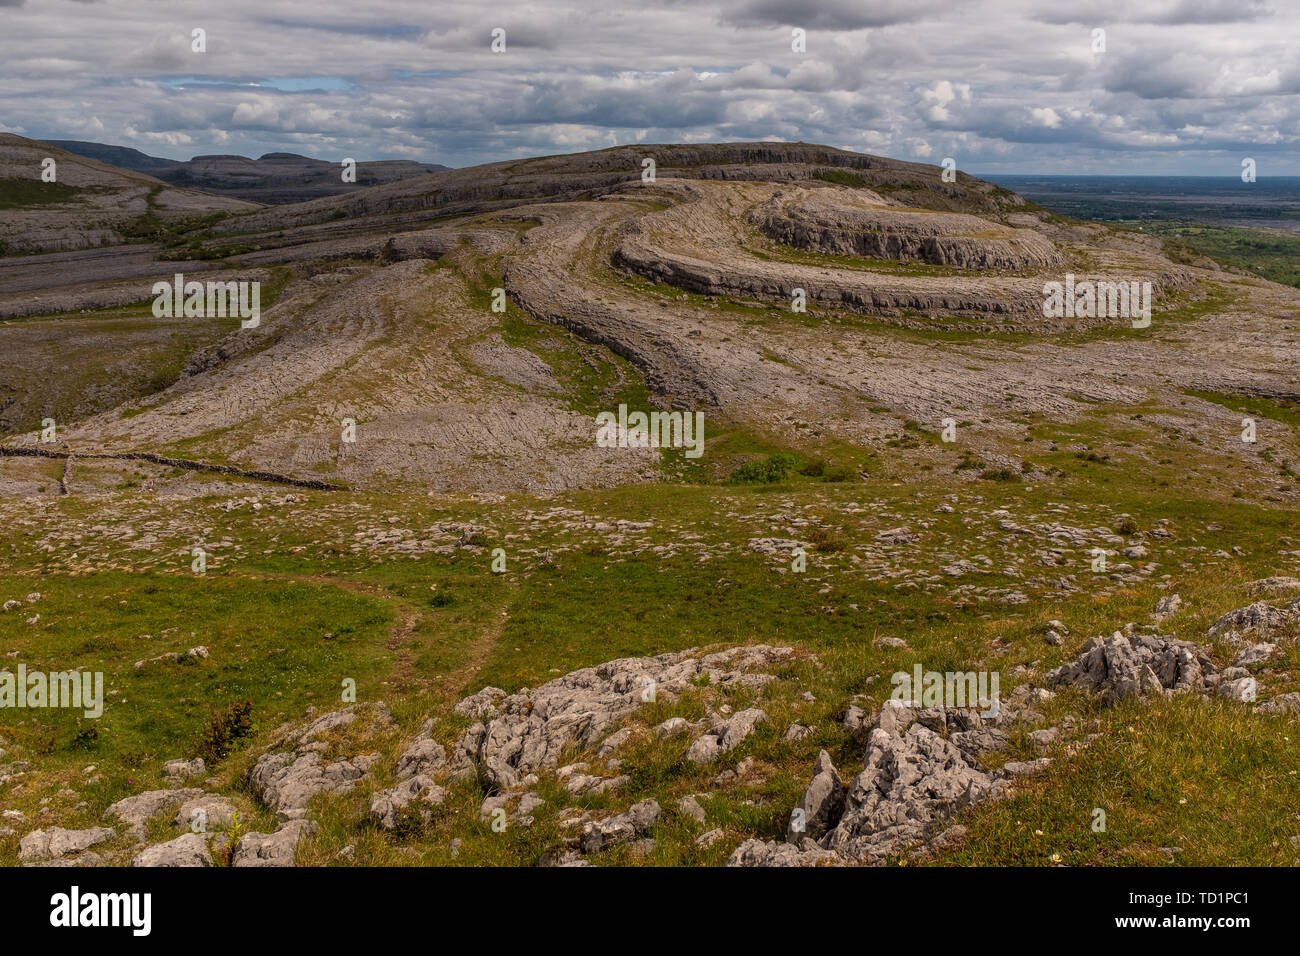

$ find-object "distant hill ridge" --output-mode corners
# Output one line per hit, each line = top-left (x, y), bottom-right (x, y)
(45, 139), (450, 204)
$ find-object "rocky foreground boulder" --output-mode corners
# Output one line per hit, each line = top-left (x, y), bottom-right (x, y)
(1048, 597), (1298, 710)
(729, 699), (1016, 867)
(1047, 632), (1216, 702)
(1207, 598), (1300, 644)
(132, 832), (212, 868)
(449, 644), (794, 789)
(730, 595), (1300, 867)
(248, 704), (390, 814)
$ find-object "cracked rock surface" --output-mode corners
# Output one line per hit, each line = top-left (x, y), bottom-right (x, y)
(450, 645), (793, 789)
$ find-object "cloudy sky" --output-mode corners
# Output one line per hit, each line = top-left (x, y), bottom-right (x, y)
(2, 0), (1296, 173)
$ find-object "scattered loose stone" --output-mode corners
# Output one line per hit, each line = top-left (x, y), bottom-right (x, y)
(1258, 693), (1300, 715)
(677, 795), (706, 823)
(1003, 758), (1053, 776)
(696, 828), (725, 849)
(19, 826), (114, 863)
(232, 820), (318, 867)
(1217, 677), (1258, 702)
(686, 708), (767, 763)
(1028, 727), (1060, 750)
(1234, 643), (1276, 668)
(162, 757), (206, 781)
(1152, 594), (1182, 622)
(1246, 577), (1300, 595)
(133, 832), (212, 868)
(784, 723), (812, 742)
(579, 799), (660, 854)
(786, 749), (845, 844)
(369, 775), (447, 830)
(655, 717), (693, 737)
(842, 703), (868, 732)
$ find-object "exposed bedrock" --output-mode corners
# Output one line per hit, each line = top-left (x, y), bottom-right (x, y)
(611, 184), (1195, 331)
(612, 223), (1046, 326)
(751, 192), (1067, 270)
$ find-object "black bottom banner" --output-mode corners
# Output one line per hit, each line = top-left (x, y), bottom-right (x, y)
(0, 865), (1272, 943)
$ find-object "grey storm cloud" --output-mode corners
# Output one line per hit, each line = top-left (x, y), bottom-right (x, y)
(0, 0), (1296, 173)
(716, 0), (949, 29)
(1033, 0), (1274, 26)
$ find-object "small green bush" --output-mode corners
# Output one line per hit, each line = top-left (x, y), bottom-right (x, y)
(192, 700), (255, 764)
(813, 169), (867, 188)
(725, 453), (798, 485)
(69, 721), (99, 751)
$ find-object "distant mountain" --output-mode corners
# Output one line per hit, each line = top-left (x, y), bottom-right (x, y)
(45, 140), (179, 175)
(45, 140), (450, 204)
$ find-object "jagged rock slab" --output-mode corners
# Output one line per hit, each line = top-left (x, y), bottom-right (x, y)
(249, 751), (379, 812)
(246, 703), (391, 812)
(752, 191), (1066, 270)
(1207, 600), (1299, 643)
(1048, 632), (1215, 702)
(732, 700), (1009, 867)
(450, 645), (793, 789)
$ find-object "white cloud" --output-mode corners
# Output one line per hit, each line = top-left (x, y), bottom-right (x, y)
(1030, 107), (1062, 127)
(0, 0), (1293, 172)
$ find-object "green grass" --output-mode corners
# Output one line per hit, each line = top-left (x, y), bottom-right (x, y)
(463, 267), (654, 419)
(943, 694), (1300, 866)
(1117, 220), (1300, 288)
(1186, 390), (1300, 429)
(0, 571), (392, 777)
(0, 177), (84, 209)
